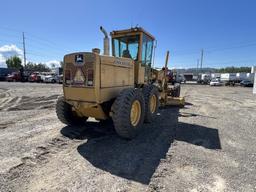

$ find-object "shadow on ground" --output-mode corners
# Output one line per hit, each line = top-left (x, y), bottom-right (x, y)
(60, 106), (221, 184)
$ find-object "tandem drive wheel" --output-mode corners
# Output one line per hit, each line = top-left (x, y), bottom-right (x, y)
(112, 88), (145, 139)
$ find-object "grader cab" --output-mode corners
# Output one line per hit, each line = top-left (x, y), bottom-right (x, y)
(56, 26), (183, 139)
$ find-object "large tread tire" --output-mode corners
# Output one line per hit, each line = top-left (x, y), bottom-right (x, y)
(112, 88), (145, 139)
(143, 85), (159, 123)
(56, 96), (87, 126)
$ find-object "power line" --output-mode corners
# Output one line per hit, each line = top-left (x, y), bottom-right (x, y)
(0, 26), (22, 33)
(172, 41), (256, 57)
(26, 36), (69, 52)
(0, 32), (22, 41)
(28, 34), (59, 47)
(206, 59), (256, 65)
(26, 52), (59, 58)
(0, 39), (23, 45)
(25, 41), (66, 55)
(0, 27), (60, 46)
(206, 43), (256, 54)
(0, 27), (69, 53)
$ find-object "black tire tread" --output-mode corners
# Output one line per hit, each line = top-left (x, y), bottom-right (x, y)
(56, 96), (86, 126)
(143, 85), (159, 123)
(112, 88), (145, 139)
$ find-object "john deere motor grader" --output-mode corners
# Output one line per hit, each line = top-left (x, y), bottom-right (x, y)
(56, 26), (182, 139)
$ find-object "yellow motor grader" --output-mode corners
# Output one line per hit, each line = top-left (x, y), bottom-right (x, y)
(56, 26), (184, 139)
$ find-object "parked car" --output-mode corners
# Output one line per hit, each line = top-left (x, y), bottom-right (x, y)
(36, 74), (44, 82)
(240, 80), (253, 87)
(6, 72), (21, 82)
(44, 75), (58, 83)
(0, 68), (17, 81)
(210, 79), (222, 86)
(28, 72), (41, 82)
(38, 73), (50, 83)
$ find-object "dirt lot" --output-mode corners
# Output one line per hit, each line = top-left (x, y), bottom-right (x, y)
(0, 82), (255, 192)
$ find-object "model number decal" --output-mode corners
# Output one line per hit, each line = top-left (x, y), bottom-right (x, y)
(114, 59), (131, 66)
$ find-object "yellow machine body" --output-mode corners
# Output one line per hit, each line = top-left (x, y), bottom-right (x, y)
(62, 27), (183, 121)
(63, 53), (134, 119)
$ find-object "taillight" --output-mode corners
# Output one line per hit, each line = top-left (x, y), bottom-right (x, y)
(65, 70), (71, 84)
(87, 69), (93, 86)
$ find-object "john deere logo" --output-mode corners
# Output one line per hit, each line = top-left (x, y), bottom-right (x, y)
(75, 54), (84, 64)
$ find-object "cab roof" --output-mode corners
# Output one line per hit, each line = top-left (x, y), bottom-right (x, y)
(110, 27), (155, 40)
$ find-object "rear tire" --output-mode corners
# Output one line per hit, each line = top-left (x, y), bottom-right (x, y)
(56, 96), (87, 126)
(112, 88), (145, 139)
(143, 85), (159, 123)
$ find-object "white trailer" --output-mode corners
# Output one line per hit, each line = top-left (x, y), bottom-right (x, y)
(51, 67), (63, 76)
(211, 73), (221, 79)
(236, 73), (247, 82)
(221, 73), (237, 85)
(221, 73), (236, 81)
(251, 66), (256, 73)
(246, 73), (254, 81)
(254, 73), (256, 94)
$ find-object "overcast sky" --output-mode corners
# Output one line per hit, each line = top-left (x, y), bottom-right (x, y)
(0, 0), (256, 68)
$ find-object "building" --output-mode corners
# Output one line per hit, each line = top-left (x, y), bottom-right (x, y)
(252, 66), (256, 94)
(183, 73), (194, 81)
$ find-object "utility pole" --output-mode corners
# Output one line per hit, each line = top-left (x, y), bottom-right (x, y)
(200, 49), (204, 72)
(22, 32), (26, 67)
(197, 59), (199, 74)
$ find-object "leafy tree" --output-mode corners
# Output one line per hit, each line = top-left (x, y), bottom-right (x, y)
(60, 61), (64, 68)
(51, 63), (56, 68)
(216, 66), (251, 73)
(176, 66), (252, 74)
(6, 56), (22, 69)
(25, 62), (51, 72)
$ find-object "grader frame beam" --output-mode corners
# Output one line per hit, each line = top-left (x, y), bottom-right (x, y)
(158, 51), (185, 107)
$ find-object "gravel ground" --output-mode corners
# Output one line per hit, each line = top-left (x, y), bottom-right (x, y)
(0, 82), (255, 192)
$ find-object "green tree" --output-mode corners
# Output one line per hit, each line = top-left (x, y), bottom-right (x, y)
(6, 56), (22, 69)
(215, 66), (251, 73)
(51, 63), (56, 68)
(60, 61), (64, 68)
(25, 62), (51, 72)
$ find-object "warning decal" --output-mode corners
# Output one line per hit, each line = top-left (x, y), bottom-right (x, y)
(73, 68), (85, 85)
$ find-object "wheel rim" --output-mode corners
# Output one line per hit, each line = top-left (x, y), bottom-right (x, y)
(150, 95), (157, 113)
(130, 100), (141, 127)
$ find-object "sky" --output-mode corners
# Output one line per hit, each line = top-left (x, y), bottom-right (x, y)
(0, 0), (256, 69)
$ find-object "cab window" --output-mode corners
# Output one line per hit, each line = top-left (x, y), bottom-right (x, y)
(141, 34), (154, 67)
(113, 35), (139, 60)
(141, 34), (154, 81)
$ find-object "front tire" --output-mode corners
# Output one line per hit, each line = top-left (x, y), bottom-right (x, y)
(112, 88), (145, 139)
(56, 96), (87, 126)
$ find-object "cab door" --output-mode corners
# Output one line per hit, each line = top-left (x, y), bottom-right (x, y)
(141, 34), (154, 82)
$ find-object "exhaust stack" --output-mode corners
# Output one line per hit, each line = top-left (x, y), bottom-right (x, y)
(100, 26), (110, 56)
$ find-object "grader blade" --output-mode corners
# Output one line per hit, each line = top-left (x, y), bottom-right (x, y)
(158, 51), (185, 107)
(163, 96), (185, 107)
